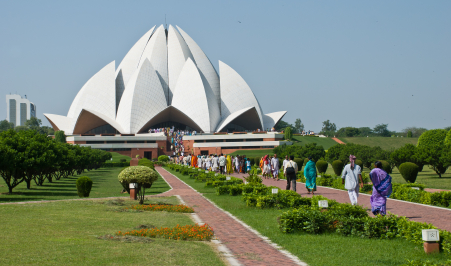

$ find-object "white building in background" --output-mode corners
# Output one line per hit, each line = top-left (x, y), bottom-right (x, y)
(6, 94), (36, 126)
(44, 24), (287, 135)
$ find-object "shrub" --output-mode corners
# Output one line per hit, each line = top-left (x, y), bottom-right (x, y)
(303, 158), (309, 166)
(316, 160), (328, 174)
(255, 157), (262, 166)
(138, 158), (155, 169)
(76, 176), (93, 197)
(370, 160), (391, 174)
(158, 155), (169, 162)
(399, 162), (420, 183)
(293, 158), (303, 168)
(332, 160), (344, 176)
(54, 130), (66, 143)
(118, 166), (159, 204)
(355, 159), (363, 170)
(120, 158), (127, 163)
(284, 127), (293, 140)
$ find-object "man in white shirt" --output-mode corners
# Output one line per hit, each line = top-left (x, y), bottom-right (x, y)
(341, 155), (364, 205)
(282, 155), (289, 178)
(284, 155), (299, 191)
(218, 154), (226, 174)
(271, 154), (280, 181)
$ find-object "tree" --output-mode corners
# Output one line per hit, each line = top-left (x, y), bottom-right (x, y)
(417, 129), (448, 178)
(284, 127), (293, 140)
(25, 117), (42, 128)
(373, 124), (390, 137)
(294, 118), (304, 133)
(402, 127), (427, 138)
(358, 127), (373, 137)
(275, 120), (294, 132)
(390, 144), (421, 169)
(55, 131), (66, 143)
(0, 120), (14, 132)
(320, 120), (336, 136)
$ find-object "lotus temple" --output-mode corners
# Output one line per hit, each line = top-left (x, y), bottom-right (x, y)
(44, 25), (289, 158)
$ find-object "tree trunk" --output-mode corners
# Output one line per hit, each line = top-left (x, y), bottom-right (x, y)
(26, 179), (31, 189)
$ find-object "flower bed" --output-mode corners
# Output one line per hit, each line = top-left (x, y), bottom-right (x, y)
(128, 204), (194, 213)
(116, 224), (214, 241)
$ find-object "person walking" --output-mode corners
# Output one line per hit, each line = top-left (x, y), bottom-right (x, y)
(271, 154), (280, 181)
(282, 155), (289, 179)
(226, 155), (233, 174)
(341, 155), (364, 205)
(219, 154), (226, 174)
(284, 155), (298, 191)
(212, 154), (219, 172)
(369, 161), (392, 215)
(304, 156), (317, 194)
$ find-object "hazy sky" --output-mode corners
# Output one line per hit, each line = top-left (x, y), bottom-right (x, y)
(1, 0), (450, 132)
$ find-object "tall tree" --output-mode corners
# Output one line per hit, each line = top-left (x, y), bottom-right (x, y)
(294, 118), (304, 133)
(417, 129), (448, 178)
(24, 117), (42, 128)
(275, 120), (294, 132)
(320, 120), (336, 136)
(0, 120), (14, 132)
(373, 124), (390, 137)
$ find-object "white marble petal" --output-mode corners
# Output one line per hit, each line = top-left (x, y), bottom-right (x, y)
(73, 109), (125, 134)
(172, 58), (217, 133)
(176, 26), (220, 108)
(115, 26), (155, 110)
(219, 61), (264, 129)
(137, 25), (169, 104)
(116, 59), (167, 133)
(215, 106), (253, 132)
(167, 25), (194, 104)
(43, 113), (75, 134)
(67, 61), (116, 120)
(263, 111), (287, 130)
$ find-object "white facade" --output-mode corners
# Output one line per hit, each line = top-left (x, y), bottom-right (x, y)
(6, 94), (36, 127)
(44, 25), (286, 135)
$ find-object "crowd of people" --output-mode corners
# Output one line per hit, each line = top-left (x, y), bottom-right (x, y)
(171, 152), (392, 217)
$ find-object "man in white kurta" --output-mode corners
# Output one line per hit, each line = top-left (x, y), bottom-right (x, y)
(341, 155), (364, 205)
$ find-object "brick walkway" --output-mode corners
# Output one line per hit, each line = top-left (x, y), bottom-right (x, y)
(155, 166), (304, 266)
(230, 173), (451, 232)
(331, 137), (345, 144)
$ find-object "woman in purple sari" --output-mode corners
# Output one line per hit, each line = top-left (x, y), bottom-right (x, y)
(369, 161), (392, 215)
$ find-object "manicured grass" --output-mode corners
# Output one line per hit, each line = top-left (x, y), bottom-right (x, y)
(339, 137), (419, 150)
(109, 152), (131, 162)
(291, 135), (339, 150)
(0, 197), (225, 266)
(0, 167), (171, 202)
(228, 149), (274, 157)
(385, 166), (451, 190)
(164, 167), (449, 266)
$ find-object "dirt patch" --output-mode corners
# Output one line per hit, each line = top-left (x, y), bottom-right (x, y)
(135, 224), (156, 230)
(97, 234), (153, 243)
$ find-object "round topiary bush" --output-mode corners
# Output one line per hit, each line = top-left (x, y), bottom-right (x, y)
(118, 166), (159, 204)
(370, 160), (392, 174)
(138, 158), (155, 169)
(316, 160), (328, 174)
(158, 155), (169, 162)
(355, 159), (363, 170)
(399, 162), (419, 183)
(120, 158), (127, 163)
(332, 160), (344, 176)
(293, 158), (303, 168)
(76, 176), (93, 197)
(304, 158), (309, 166)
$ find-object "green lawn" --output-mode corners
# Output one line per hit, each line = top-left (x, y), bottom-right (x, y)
(291, 135), (339, 150)
(0, 197), (224, 266)
(0, 167), (171, 202)
(109, 152), (131, 162)
(164, 167), (449, 266)
(339, 137), (419, 150)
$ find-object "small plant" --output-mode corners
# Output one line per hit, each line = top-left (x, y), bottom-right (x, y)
(399, 162), (420, 183)
(76, 176), (93, 197)
(316, 160), (328, 174)
(158, 155), (169, 162)
(116, 224), (214, 241)
(332, 160), (344, 176)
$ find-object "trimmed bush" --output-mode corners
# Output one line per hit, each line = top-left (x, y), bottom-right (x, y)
(118, 166), (159, 204)
(303, 158), (309, 166)
(332, 160), (344, 176)
(355, 159), (363, 170)
(316, 160), (328, 174)
(138, 158), (155, 169)
(399, 162), (420, 183)
(370, 160), (392, 174)
(158, 155), (169, 162)
(76, 176), (93, 197)
(120, 158), (127, 163)
(293, 158), (303, 168)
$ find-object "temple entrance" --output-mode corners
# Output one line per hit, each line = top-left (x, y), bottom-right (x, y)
(200, 150), (209, 156)
(144, 151), (152, 160)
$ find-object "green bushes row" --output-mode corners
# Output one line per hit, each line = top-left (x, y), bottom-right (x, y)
(391, 184), (451, 208)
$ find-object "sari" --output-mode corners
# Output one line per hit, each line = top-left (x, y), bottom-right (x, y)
(193, 156), (198, 168)
(226, 155), (233, 174)
(369, 168), (392, 215)
(304, 160), (317, 192)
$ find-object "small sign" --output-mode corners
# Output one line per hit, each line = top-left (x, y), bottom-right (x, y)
(318, 200), (328, 208)
(226, 176), (231, 181)
(318, 175), (321, 178)
(244, 181), (247, 184)
(129, 183), (138, 189)
(205, 171), (209, 173)
(272, 188), (278, 194)
(215, 173), (219, 176)
(412, 187), (420, 190)
(422, 229), (440, 242)
(198, 169), (202, 171)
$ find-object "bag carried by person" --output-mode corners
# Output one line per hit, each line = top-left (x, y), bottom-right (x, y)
(286, 161), (295, 175)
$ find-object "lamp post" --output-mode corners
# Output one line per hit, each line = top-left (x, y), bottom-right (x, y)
(422, 229), (440, 254)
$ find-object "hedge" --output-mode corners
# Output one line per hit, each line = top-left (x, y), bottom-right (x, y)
(399, 162), (420, 183)
(316, 160), (328, 174)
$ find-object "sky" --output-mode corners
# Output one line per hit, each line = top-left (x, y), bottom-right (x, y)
(0, 0), (450, 132)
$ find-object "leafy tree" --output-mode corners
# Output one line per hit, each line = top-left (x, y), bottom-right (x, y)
(320, 120), (336, 136)
(0, 120), (14, 132)
(275, 120), (294, 132)
(417, 129), (448, 178)
(284, 127), (293, 140)
(55, 131), (66, 143)
(358, 127), (373, 137)
(407, 131), (413, 138)
(14, 126), (29, 132)
(24, 117), (42, 128)
(402, 127), (428, 137)
(294, 118), (304, 133)
(390, 144), (421, 169)
(373, 124), (390, 137)
(273, 143), (325, 162)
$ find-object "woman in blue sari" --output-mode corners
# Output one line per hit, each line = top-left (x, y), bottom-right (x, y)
(369, 161), (392, 215)
(304, 156), (317, 194)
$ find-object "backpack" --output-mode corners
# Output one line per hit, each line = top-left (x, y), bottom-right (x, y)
(286, 161), (295, 175)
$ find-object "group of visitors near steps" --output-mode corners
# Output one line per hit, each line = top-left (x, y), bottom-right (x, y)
(171, 153), (392, 216)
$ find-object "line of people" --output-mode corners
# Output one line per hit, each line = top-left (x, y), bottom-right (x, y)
(172, 154), (252, 175)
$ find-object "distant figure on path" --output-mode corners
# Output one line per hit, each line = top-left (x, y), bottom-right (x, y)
(304, 156), (317, 194)
(342, 155), (364, 205)
(226, 155), (233, 174)
(284, 155), (298, 191)
(282, 155), (289, 179)
(271, 154), (280, 181)
(218, 154), (226, 174)
(369, 161), (392, 215)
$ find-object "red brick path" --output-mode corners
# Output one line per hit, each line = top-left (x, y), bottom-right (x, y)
(155, 166), (303, 266)
(331, 137), (345, 144)
(230, 173), (451, 232)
